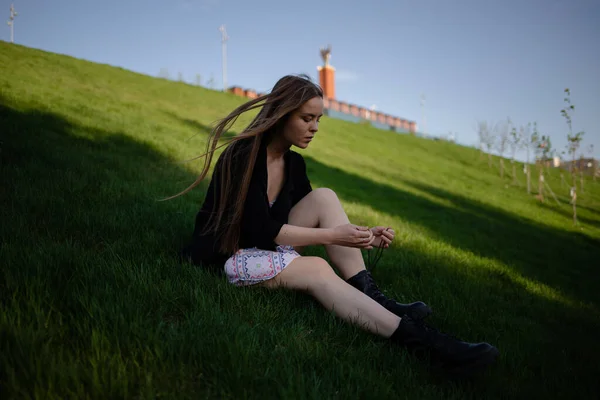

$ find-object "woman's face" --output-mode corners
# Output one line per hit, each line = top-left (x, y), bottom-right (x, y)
(281, 96), (324, 149)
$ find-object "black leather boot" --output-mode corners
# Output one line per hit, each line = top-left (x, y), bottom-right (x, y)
(391, 315), (499, 378)
(346, 270), (432, 320)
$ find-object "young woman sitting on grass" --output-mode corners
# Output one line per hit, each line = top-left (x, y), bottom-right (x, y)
(176, 74), (499, 377)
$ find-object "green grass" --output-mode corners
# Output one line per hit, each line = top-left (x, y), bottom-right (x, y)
(1, 41), (599, 399)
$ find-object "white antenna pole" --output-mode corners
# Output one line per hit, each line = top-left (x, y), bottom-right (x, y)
(420, 93), (427, 136)
(219, 25), (228, 92)
(7, 3), (18, 43)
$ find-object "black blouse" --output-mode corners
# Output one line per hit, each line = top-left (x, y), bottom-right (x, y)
(181, 139), (313, 269)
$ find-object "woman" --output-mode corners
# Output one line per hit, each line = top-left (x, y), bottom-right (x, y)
(177, 74), (499, 377)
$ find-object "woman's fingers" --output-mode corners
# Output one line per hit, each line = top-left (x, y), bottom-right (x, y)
(354, 227), (371, 237)
(347, 225), (395, 249)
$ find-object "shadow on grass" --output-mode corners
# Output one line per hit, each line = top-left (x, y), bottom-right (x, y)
(373, 240), (600, 399)
(578, 203), (600, 216)
(1, 99), (599, 399)
(163, 110), (238, 142)
(0, 101), (204, 261)
(303, 156), (600, 309)
(302, 156), (600, 397)
(538, 201), (600, 229)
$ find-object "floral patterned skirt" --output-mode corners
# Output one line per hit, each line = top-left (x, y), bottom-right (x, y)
(224, 245), (301, 286)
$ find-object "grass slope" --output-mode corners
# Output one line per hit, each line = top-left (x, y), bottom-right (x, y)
(1, 41), (599, 399)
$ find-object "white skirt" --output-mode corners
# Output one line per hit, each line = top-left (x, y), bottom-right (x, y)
(224, 245), (301, 286)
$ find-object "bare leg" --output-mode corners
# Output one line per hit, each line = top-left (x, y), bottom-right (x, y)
(261, 256), (401, 337)
(287, 188), (432, 321)
(288, 188), (367, 279)
(258, 257), (499, 377)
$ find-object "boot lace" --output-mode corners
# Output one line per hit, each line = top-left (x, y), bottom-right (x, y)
(365, 228), (388, 272)
(361, 268), (386, 300)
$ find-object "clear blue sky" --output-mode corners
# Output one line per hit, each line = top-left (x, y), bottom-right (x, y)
(3, 0), (599, 160)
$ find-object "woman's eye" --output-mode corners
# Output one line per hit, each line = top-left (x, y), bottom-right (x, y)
(303, 117), (312, 123)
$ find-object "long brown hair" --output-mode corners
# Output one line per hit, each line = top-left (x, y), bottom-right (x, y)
(166, 74), (323, 254)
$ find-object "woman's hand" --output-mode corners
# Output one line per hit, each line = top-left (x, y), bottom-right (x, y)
(328, 224), (375, 248)
(369, 226), (395, 248)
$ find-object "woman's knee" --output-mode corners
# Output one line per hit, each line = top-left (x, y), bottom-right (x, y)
(301, 256), (339, 293)
(288, 187), (340, 228)
(311, 187), (339, 204)
(263, 256), (335, 290)
(304, 256), (335, 277)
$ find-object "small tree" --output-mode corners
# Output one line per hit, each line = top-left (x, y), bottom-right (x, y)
(522, 122), (536, 194)
(538, 135), (553, 201)
(561, 88), (585, 225)
(159, 68), (170, 80)
(579, 153), (586, 193)
(476, 121), (486, 162)
(531, 125), (545, 201)
(542, 136), (553, 169)
(496, 118), (511, 179)
(479, 121), (496, 169)
(509, 125), (523, 185)
(207, 74), (216, 89)
(195, 74), (202, 86)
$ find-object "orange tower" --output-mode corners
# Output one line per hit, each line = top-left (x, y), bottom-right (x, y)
(317, 45), (335, 99)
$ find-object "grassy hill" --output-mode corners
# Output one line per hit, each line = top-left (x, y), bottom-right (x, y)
(1, 41), (599, 399)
